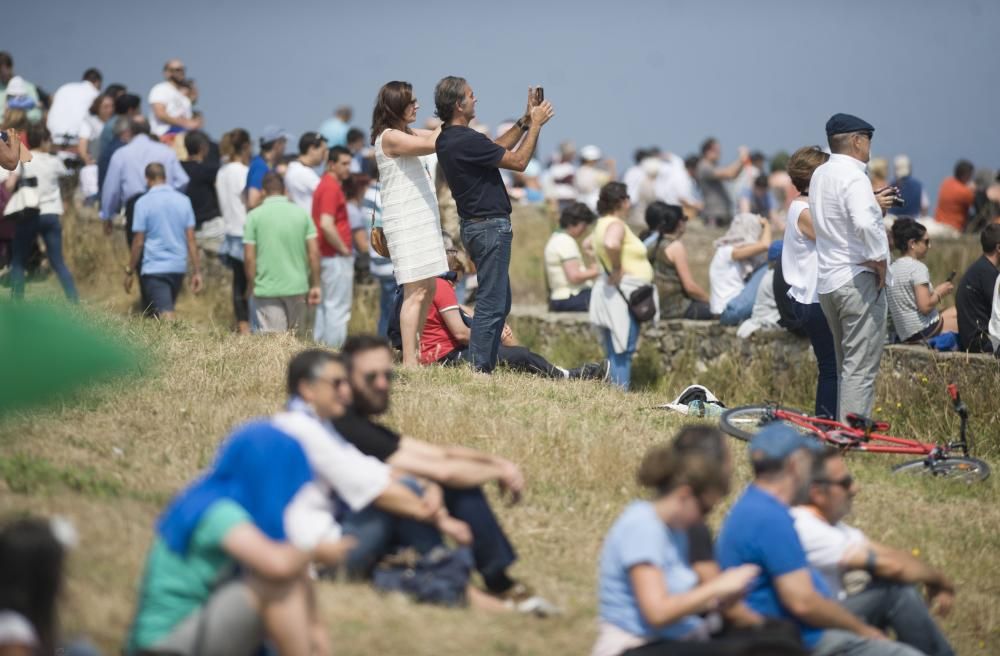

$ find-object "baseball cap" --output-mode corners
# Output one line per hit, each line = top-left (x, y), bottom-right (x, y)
(259, 125), (294, 147)
(580, 144), (602, 162)
(749, 423), (824, 462)
(894, 154), (911, 178)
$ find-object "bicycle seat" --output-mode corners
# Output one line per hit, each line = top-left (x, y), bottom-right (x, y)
(845, 413), (890, 433)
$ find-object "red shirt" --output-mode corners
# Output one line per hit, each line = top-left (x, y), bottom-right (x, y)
(935, 177), (974, 231)
(311, 173), (351, 257)
(420, 279), (464, 365)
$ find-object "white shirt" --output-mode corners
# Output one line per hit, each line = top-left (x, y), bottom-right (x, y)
(271, 410), (391, 511)
(782, 199), (819, 304)
(655, 154), (697, 206)
(46, 81), (99, 141)
(623, 164), (646, 204)
(544, 231), (591, 301)
(148, 81), (192, 137)
(708, 245), (745, 314)
(791, 507), (869, 599)
(809, 154), (892, 295)
(19, 152), (69, 215)
(989, 275), (1000, 351)
(284, 160), (321, 212)
(215, 161), (249, 237)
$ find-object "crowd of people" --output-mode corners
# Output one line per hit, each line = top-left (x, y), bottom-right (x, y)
(0, 52), (995, 655)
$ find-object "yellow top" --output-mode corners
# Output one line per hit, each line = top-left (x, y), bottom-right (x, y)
(592, 215), (654, 283)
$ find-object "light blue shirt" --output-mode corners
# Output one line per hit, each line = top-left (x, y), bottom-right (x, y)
(100, 134), (189, 219)
(318, 117), (348, 148)
(133, 185), (195, 274)
(598, 500), (705, 641)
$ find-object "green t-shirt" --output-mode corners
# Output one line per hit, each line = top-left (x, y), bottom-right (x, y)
(128, 500), (251, 651)
(243, 196), (317, 298)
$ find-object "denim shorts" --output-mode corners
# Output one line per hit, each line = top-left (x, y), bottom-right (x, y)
(141, 273), (185, 314)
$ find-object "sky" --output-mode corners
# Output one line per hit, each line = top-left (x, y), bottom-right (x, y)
(9, 0), (1000, 205)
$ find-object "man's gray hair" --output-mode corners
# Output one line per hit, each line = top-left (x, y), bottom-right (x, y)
(828, 132), (858, 154)
(112, 115), (130, 137)
(434, 76), (467, 124)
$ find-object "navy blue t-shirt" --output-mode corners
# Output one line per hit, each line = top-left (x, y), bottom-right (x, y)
(716, 485), (832, 649)
(435, 125), (511, 220)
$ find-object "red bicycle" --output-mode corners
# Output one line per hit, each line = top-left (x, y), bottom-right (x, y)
(719, 384), (991, 482)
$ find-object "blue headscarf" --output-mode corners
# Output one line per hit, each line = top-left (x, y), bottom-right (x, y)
(157, 421), (314, 555)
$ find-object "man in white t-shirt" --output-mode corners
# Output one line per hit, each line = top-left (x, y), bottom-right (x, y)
(283, 132), (327, 211)
(46, 68), (102, 145)
(148, 59), (199, 138)
(793, 449), (956, 656)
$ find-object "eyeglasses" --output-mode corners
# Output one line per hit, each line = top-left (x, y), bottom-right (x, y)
(317, 376), (349, 389)
(920, 237), (931, 245)
(167, 67), (186, 73)
(363, 369), (396, 386)
(815, 475), (854, 489)
(408, 98), (418, 106)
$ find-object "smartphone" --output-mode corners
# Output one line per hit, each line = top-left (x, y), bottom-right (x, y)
(947, 270), (957, 282)
(0, 131), (7, 143)
(534, 87), (544, 104)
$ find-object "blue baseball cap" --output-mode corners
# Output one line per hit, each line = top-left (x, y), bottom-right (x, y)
(749, 423), (824, 462)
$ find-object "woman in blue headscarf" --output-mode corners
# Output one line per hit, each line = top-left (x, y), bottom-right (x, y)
(127, 421), (352, 656)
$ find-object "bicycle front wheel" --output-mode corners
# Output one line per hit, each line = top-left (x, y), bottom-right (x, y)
(892, 456), (991, 482)
(719, 405), (814, 442)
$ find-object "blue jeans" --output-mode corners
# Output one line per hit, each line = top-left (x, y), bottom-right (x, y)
(549, 289), (591, 312)
(790, 299), (839, 418)
(376, 275), (397, 337)
(842, 580), (954, 656)
(602, 317), (639, 390)
(460, 217), (513, 373)
(719, 265), (767, 326)
(10, 213), (78, 302)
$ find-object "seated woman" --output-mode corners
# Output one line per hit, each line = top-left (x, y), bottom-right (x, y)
(887, 218), (957, 343)
(593, 434), (800, 656)
(127, 422), (354, 656)
(709, 214), (771, 326)
(416, 233), (608, 380)
(644, 201), (711, 320)
(544, 201), (599, 312)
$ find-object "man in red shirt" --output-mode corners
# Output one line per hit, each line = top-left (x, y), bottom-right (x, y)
(312, 145), (354, 347)
(419, 235), (608, 379)
(934, 160), (975, 233)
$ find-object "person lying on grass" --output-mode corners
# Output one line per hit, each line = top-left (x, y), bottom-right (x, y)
(126, 422), (354, 656)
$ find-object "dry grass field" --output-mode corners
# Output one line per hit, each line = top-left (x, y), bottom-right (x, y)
(1, 204), (999, 655)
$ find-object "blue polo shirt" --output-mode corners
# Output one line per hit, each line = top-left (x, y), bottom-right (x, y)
(716, 485), (832, 649)
(246, 155), (270, 191)
(133, 185), (196, 275)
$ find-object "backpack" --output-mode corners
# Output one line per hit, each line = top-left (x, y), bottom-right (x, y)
(372, 546), (473, 606)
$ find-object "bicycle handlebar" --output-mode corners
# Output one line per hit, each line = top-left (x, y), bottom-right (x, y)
(948, 383), (969, 418)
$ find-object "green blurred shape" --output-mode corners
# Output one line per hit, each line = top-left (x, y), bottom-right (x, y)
(0, 301), (142, 414)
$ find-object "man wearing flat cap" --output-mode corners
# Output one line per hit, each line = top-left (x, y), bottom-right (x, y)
(808, 113), (897, 423)
(717, 425), (925, 656)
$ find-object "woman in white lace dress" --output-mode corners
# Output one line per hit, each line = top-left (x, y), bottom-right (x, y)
(371, 81), (448, 366)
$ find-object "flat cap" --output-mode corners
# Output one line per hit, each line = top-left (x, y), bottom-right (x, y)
(825, 113), (874, 138)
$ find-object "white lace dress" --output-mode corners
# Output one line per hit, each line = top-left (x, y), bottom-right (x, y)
(374, 130), (448, 284)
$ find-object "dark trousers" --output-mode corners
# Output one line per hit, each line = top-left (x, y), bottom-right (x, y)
(624, 627), (805, 656)
(843, 580), (954, 656)
(790, 298), (838, 418)
(443, 487), (517, 589)
(684, 300), (713, 320)
(460, 217), (513, 373)
(10, 213), (78, 302)
(226, 256), (249, 323)
(549, 288), (591, 312)
(443, 344), (563, 378)
(376, 275), (397, 337)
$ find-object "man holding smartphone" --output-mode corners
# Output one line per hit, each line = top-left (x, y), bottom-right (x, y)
(433, 78), (554, 373)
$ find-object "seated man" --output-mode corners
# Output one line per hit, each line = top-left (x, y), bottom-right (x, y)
(333, 334), (558, 615)
(793, 449), (955, 656)
(544, 201), (598, 312)
(397, 233), (608, 379)
(955, 223), (1000, 353)
(716, 424), (924, 656)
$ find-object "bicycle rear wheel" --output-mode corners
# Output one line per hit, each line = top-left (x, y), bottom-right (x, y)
(892, 456), (991, 482)
(719, 405), (815, 442)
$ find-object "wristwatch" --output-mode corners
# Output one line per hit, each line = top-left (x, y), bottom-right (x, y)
(515, 118), (530, 131)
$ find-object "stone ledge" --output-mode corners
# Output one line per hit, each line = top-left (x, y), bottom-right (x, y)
(509, 304), (999, 375)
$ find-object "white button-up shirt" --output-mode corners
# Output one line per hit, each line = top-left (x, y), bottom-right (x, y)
(809, 153), (892, 295)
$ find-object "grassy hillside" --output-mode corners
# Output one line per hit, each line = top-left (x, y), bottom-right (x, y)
(1, 206), (998, 654)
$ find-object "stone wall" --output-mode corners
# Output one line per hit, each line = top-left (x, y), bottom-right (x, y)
(508, 304), (1000, 380)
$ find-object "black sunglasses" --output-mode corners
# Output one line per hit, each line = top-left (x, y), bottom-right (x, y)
(815, 475), (853, 489)
(363, 369), (396, 386)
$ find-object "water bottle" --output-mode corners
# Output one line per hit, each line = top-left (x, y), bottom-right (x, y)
(688, 400), (723, 418)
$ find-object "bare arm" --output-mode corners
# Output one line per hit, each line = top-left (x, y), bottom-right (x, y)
(731, 219), (772, 261)
(380, 126), (441, 158)
(319, 213), (350, 255)
(246, 187), (264, 210)
(151, 102), (196, 130)
(243, 244), (257, 297)
(185, 227), (203, 293)
(631, 563), (759, 628)
(0, 130), (21, 170)
(667, 242), (709, 302)
(497, 102), (554, 173)
(307, 238), (321, 288)
(562, 258), (599, 285)
(128, 232), (145, 273)
(494, 122), (527, 151)
(388, 440), (507, 488)
(439, 307), (470, 343)
(841, 541), (952, 590)
(714, 147), (749, 180)
(798, 208), (816, 241)
(774, 569), (880, 636)
(222, 522), (312, 581)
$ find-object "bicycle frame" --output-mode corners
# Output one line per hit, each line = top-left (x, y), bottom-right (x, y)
(769, 383), (971, 458)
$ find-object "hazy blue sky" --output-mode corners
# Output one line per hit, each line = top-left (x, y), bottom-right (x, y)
(10, 0), (1000, 203)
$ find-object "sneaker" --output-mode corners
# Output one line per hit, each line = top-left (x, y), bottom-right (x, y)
(499, 582), (562, 617)
(574, 360), (610, 381)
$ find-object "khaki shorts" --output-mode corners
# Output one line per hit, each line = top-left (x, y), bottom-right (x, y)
(254, 295), (307, 333)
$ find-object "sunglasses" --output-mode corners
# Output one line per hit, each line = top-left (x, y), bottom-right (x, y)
(168, 67), (186, 73)
(815, 475), (854, 489)
(363, 369), (396, 386)
(317, 376), (349, 389)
